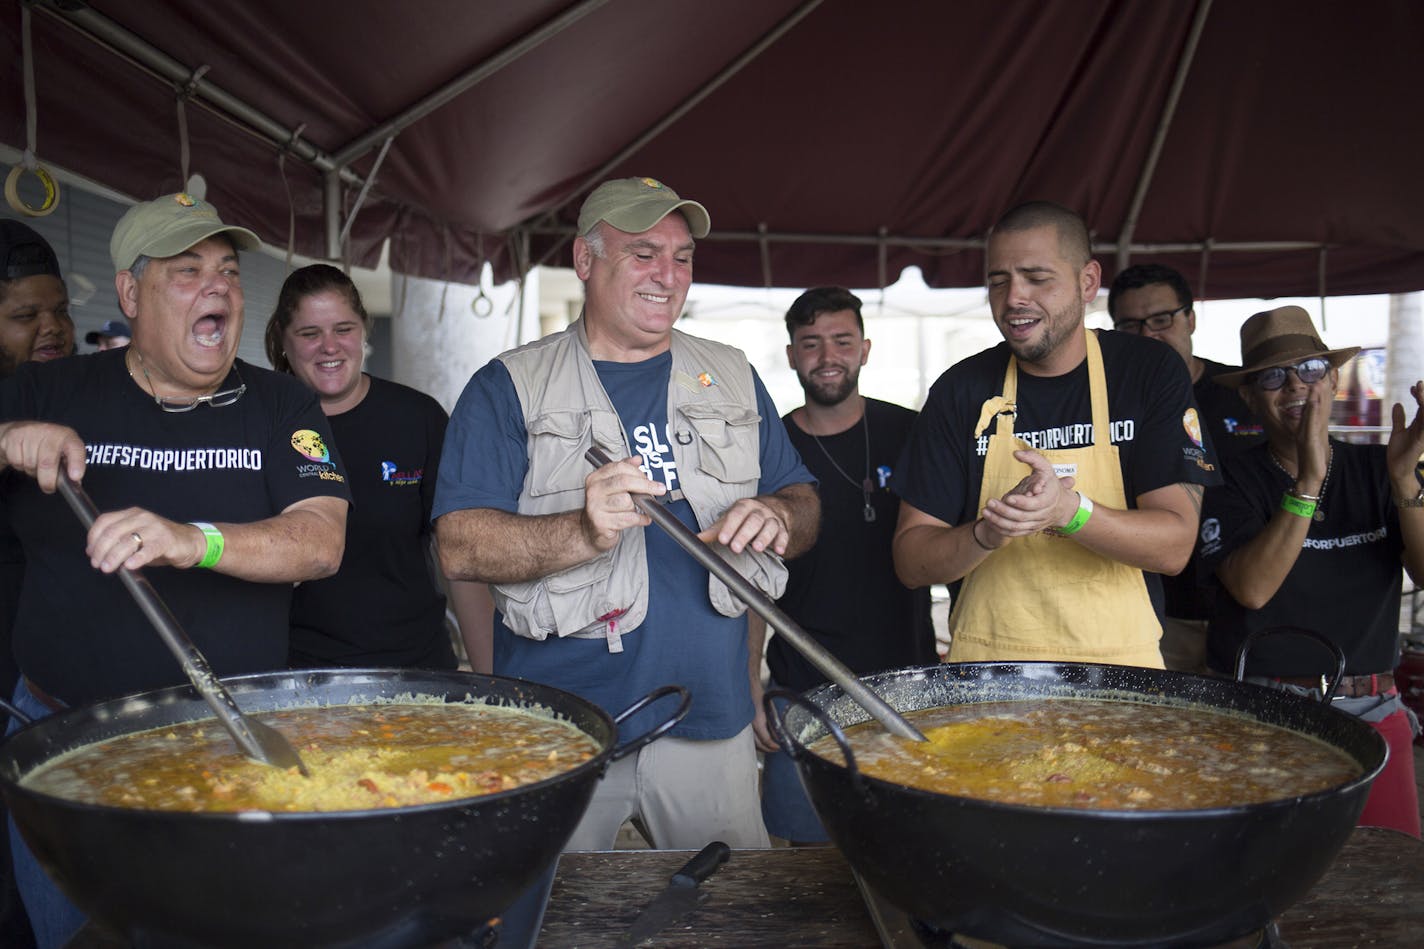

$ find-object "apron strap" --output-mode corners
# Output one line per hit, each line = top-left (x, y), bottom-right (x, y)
(984, 329), (1110, 443)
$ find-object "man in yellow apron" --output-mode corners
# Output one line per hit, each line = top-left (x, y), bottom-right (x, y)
(893, 202), (1219, 667)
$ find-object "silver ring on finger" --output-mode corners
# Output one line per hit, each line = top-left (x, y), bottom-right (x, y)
(131, 531), (143, 552)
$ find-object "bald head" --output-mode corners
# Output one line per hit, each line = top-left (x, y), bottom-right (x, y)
(989, 201), (1092, 270)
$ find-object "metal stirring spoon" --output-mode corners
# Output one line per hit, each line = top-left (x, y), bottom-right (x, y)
(58, 473), (310, 775)
(585, 446), (926, 742)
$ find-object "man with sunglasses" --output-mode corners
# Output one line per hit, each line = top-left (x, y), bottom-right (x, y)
(0, 194), (351, 945)
(1199, 305), (1424, 837)
(1108, 264), (1263, 672)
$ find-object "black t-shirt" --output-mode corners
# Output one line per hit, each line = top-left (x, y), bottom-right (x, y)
(1163, 357), (1265, 618)
(0, 350), (350, 706)
(288, 375), (456, 669)
(1195, 358), (1265, 462)
(1199, 439), (1402, 676)
(898, 331), (1220, 616)
(767, 398), (936, 692)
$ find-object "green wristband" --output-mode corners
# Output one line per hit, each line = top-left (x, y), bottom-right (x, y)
(1279, 492), (1317, 519)
(1058, 493), (1094, 535)
(190, 521), (224, 569)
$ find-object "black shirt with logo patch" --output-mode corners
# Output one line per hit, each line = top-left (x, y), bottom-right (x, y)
(0, 350), (349, 706)
(287, 375), (456, 670)
(1199, 439), (1402, 676)
(768, 398), (936, 691)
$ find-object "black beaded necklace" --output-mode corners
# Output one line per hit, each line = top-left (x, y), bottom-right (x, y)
(807, 412), (876, 523)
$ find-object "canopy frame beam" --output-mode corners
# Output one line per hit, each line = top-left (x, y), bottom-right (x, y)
(521, 0), (827, 272)
(1113, 0), (1215, 274)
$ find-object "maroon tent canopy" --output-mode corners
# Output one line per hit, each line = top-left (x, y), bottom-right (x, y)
(3, 0), (1421, 298)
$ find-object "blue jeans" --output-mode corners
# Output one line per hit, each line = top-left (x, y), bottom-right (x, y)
(5, 679), (85, 949)
(760, 688), (829, 844)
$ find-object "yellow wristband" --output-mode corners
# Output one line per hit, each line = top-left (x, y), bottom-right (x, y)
(190, 522), (224, 569)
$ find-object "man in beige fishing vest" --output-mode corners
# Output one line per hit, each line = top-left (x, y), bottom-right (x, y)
(434, 177), (818, 851)
(893, 201), (1219, 667)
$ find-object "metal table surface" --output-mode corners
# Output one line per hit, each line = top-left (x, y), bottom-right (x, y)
(537, 827), (1424, 948)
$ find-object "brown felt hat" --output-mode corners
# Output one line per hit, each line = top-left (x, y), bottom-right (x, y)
(1213, 306), (1360, 388)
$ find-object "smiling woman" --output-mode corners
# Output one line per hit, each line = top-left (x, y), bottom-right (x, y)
(264, 264), (492, 672)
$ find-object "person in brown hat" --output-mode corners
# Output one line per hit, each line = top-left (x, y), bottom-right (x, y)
(0, 193), (352, 943)
(434, 176), (818, 852)
(1199, 304), (1424, 837)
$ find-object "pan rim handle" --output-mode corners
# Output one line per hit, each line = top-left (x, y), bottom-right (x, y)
(607, 685), (691, 762)
(1234, 626), (1347, 703)
(764, 687), (868, 795)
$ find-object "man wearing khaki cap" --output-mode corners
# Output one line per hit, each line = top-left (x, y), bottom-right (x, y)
(0, 193), (351, 944)
(435, 177), (818, 851)
(1199, 304), (1424, 837)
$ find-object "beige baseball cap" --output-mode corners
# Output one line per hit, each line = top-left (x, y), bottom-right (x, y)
(576, 177), (710, 239)
(109, 192), (260, 272)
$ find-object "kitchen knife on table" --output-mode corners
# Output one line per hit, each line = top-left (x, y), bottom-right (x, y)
(618, 841), (731, 947)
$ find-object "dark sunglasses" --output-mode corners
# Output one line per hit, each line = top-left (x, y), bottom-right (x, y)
(1113, 304), (1187, 334)
(1250, 357), (1330, 391)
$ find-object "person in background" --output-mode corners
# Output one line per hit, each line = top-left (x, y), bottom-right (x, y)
(0, 217), (71, 949)
(434, 177), (818, 851)
(0, 222), (72, 379)
(1199, 305), (1422, 838)
(0, 193), (351, 947)
(749, 286), (935, 846)
(894, 201), (1217, 666)
(264, 264), (493, 671)
(84, 319), (131, 352)
(1108, 263), (1263, 672)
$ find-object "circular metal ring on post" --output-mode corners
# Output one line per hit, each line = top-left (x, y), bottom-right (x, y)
(5, 163), (60, 217)
(470, 289), (493, 318)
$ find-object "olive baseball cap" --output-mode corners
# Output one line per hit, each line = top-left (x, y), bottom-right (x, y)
(109, 192), (260, 272)
(576, 177), (710, 239)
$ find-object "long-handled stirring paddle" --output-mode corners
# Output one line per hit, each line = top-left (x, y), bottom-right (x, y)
(58, 473), (310, 775)
(585, 446), (926, 742)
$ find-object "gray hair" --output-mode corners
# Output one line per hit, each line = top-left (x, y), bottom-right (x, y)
(124, 233), (241, 281)
(582, 225), (606, 259)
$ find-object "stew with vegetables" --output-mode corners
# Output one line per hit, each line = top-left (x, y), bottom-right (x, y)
(22, 702), (599, 813)
(810, 698), (1361, 810)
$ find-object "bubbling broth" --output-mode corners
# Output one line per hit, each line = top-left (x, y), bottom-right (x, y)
(808, 699), (1362, 810)
(22, 703), (600, 813)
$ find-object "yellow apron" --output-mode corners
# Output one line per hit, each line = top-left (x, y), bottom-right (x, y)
(947, 329), (1164, 667)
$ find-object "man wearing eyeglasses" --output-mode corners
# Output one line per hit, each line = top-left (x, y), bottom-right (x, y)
(895, 202), (1219, 668)
(1197, 305), (1424, 837)
(0, 192), (353, 946)
(1108, 264), (1263, 672)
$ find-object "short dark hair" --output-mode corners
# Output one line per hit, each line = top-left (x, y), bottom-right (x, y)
(265, 263), (369, 373)
(1106, 264), (1193, 320)
(989, 201), (1092, 269)
(0, 219), (63, 305)
(784, 286), (863, 341)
